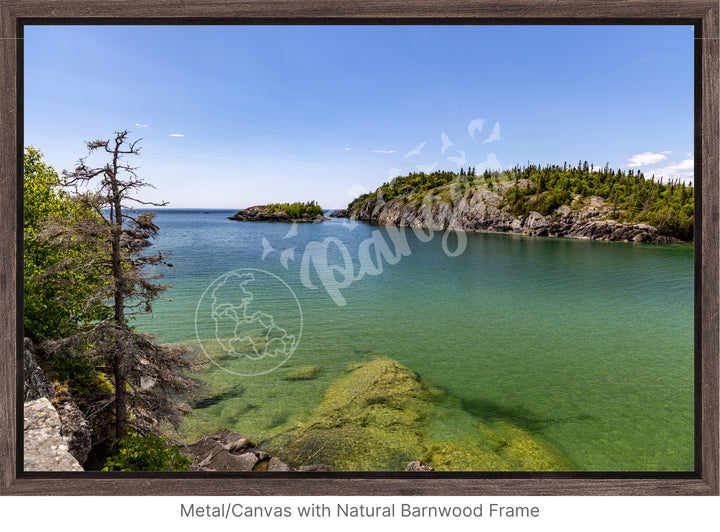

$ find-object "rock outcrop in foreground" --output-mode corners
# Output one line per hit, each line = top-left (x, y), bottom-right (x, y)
(180, 429), (327, 472)
(23, 337), (92, 470)
(24, 337), (55, 402)
(24, 398), (84, 472)
(347, 184), (683, 244)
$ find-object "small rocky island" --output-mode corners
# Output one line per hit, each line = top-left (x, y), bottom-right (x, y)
(229, 201), (327, 223)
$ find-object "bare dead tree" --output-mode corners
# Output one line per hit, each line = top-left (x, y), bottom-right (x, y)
(39, 130), (197, 442)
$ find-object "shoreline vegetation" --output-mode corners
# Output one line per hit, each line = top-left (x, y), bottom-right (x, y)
(229, 201), (327, 223)
(339, 164), (693, 244)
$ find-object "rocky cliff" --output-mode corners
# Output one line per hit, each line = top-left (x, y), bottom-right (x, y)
(347, 183), (683, 244)
(24, 398), (85, 472)
(23, 338), (92, 470)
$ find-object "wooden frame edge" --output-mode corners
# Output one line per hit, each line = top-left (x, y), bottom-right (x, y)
(1, 0), (717, 496)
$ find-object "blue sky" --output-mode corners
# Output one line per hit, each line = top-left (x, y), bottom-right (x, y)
(24, 25), (694, 209)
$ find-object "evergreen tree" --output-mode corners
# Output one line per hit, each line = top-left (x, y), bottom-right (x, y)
(37, 131), (196, 442)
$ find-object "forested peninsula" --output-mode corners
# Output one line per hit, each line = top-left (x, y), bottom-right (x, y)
(229, 201), (327, 222)
(343, 163), (693, 243)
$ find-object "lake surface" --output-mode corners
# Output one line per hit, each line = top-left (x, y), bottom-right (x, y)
(135, 209), (694, 471)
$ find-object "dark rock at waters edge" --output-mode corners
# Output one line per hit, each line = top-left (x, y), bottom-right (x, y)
(180, 429), (328, 472)
(349, 188), (684, 244)
(329, 209), (348, 218)
(406, 460), (435, 472)
(229, 205), (328, 223)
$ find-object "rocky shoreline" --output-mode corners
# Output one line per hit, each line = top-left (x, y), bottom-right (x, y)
(22, 337), (439, 472)
(179, 429), (436, 472)
(229, 205), (327, 223)
(179, 429), (329, 472)
(345, 184), (685, 244)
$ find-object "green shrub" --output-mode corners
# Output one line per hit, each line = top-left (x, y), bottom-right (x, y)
(102, 431), (192, 471)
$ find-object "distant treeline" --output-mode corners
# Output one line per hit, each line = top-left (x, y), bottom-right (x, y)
(349, 162), (693, 241)
(266, 201), (323, 218)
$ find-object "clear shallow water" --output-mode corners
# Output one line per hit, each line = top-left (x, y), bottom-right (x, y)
(135, 209), (694, 471)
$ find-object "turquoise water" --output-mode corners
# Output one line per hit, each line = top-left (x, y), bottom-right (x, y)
(136, 209), (694, 471)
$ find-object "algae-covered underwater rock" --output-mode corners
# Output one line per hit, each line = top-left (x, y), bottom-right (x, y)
(283, 364), (323, 381)
(267, 356), (574, 472)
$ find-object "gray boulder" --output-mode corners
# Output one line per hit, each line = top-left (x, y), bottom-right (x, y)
(55, 398), (92, 465)
(24, 398), (83, 472)
(182, 429), (328, 472)
(24, 338), (92, 465)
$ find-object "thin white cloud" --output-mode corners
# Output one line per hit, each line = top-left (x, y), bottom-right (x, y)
(468, 118), (485, 139)
(135, 123), (148, 128)
(404, 141), (428, 158)
(668, 158), (694, 171)
(647, 157), (694, 183)
(440, 132), (454, 155)
(483, 122), (501, 144)
(373, 150), (396, 154)
(344, 145), (352, 151)
(627, 152), (667, 167)
(170, 133), (184, 137)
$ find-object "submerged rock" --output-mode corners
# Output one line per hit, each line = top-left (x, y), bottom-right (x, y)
(267, 356), (574, 472)
(283, 364), (323, 381)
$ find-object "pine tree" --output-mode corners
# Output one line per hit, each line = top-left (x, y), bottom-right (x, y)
(38, 131), (196, 442)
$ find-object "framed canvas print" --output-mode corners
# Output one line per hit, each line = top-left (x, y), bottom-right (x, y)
(0, 0), (717, 496)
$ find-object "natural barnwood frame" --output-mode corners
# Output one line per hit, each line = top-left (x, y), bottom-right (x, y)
(0, 0), (717, 496)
